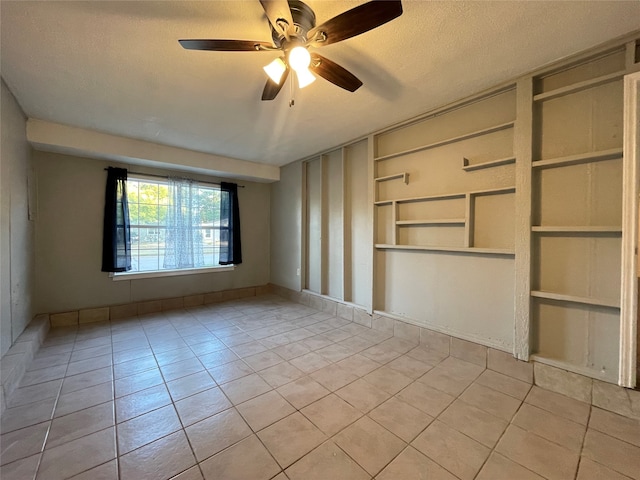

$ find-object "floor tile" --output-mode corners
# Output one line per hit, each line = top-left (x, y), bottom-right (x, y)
(174, 386), (232, 426)
(0, 421), (49, 466)
(166, 370), (216, 401)
(335, 378), (391, 413)
(199, 435), (281, 480)
(334, 416), (405, 476)
(386, 355), (433, 379)
(198, 348), (240, 368)
(219, 373), (272, 405)
(65, 354), (112, 377)
(47, 402), (115, 449)
(289, 352), (331, 373)
(117, 404), (182, 454)
(60, 367), (113, 395)
(335, 354), (380, 377)
(495, 425), (579, 480)
(236, 390), (295, 432)
(418, 357), (484, 396)
(377, 446), (457, 480)
(230, 341), (268, 358)
(277, 376), (331, 409)
(114, 368), (164, 398)
(19, 364), (68, 387)
(185, 407), (252, 461)
(37, 427), (116, 480)
(359, 344), (403, 364)
(301, 393), (362, 436)
(525, 386), (591, 426)
(438, 399), (508, 448)
(259, 361), (305, 388)
(369, 396), (433, 442)
(169, 465), (204, 480)
(207, 359), (253, 384)
(0, 453), (41, 480)
(476, 452), (545, 480)
(68, 459), (118, 480)
(576, 457), (632, 480)
(271, 342), (311, 361)
(119, 430), (196, 480)
(115, 383), (172, 423)
(406, 346), (449, 366)
(589, 407), (640, 447)
(411, 420), (489, 480)
(258, 412), (327, 468)
(314, 343), (353, 363)
(8, 379), (62, 408)
(363, 366), (412, 395)
(159, 357), (205, 382)
(512, 403), (586, 453)
(243, 351), (284, 371)
(285, 440), (369, 480)
(55, 381), (114, 417)
(310, 364), (359, 391)
(459, 382), (522, 421)
(396, 381), (455, 417)
(113, 355), (158, 379)
(0, 397), (56, 434)
(582, 429), (640, 480)
(475, 369), (532, 400)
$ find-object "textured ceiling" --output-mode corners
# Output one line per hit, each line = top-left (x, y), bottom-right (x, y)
(1, 1), (639, 167)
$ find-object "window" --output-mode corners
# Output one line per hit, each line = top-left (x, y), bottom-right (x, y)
(121, 176), (229, 275)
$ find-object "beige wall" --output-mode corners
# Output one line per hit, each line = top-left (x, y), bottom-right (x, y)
(269, 161), (303, 292)
(34, 151), (270, 314)
(0, 79), (35, 356)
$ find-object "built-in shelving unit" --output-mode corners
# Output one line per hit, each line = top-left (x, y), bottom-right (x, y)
(462, 156), (516, 171)
(374, 121), (515, 162)
(375, 244), (515, 256)
(532, 226), (622, 234)
(526, 42), (631, 382)
(396, 219), (465, 226)
(533, 70), (626, 102)
(532, 148), (623, 170)
(375, 172), (409, 184)
(531, 290), (620, 309)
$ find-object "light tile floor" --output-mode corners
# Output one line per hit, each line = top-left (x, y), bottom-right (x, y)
(1, 295), (639, 480)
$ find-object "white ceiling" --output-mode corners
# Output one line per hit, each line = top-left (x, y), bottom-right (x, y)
(2, 1), (639, 169)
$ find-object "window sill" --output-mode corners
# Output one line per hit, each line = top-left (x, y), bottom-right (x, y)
(111, 265), (235, 281)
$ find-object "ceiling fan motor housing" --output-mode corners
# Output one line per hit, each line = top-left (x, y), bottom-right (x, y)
(271, 0), (316, 47)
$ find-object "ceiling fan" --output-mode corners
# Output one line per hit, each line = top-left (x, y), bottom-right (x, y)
(179, 0), (403, 101)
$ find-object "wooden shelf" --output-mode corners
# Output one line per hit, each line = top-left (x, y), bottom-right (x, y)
(532, 148), (622, 170)
(374, 121), (515, 162)
(375, 244), (515, 256)
(374, 186), (515, 206)
(397, 219), (465, 226)
(375, 172), (409, 184)
(533, 70), (626, 102)
(531, 290), (620, 309)
(462, 156), (516, 171)
(532, 226), (622, 234)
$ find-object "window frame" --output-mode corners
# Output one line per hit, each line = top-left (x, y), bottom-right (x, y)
(112, 174), (235, 280)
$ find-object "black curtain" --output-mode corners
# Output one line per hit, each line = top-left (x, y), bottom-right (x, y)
(101, 167), (132, 272)
(219, 182), (242, 265)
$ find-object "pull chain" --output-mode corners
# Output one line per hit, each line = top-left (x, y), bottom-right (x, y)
(289, 72), (295, 107)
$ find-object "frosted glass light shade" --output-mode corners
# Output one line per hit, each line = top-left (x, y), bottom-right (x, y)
(288, 46), (311, 72)
(295, 67), (316, 88)
(263, 57), (287, 84)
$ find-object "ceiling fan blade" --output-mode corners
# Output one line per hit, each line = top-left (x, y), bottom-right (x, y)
(179, 39), (273, 51)
(307, 0), (403, 47)
(259, 0), (295, 39)
(310, 54), (362, 92)
(262, 68), (290, 100)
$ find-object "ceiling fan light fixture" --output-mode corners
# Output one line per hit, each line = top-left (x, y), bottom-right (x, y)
(263, 57), (287, 84)
(288, 46), (311, 72)
(295, 67), (316, 88)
